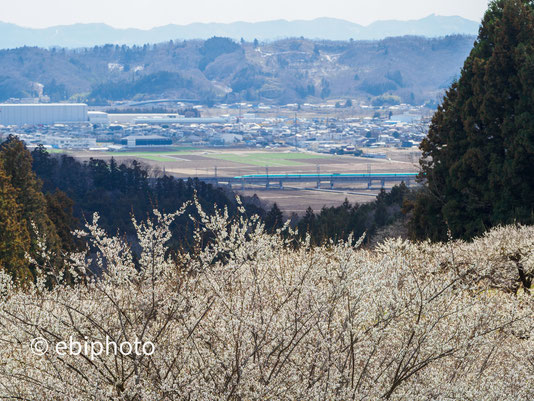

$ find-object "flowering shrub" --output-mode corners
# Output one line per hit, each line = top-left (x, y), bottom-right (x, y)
(0, 198), (533, 400)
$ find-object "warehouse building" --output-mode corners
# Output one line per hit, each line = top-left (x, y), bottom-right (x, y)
(0, 103), (88, 126)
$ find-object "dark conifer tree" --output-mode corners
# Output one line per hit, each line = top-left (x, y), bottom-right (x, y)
(45, 190), (81, 253)
(265, 203), (284, 233)
(412, 0), (534, 240)
(300, 207), (316, 233)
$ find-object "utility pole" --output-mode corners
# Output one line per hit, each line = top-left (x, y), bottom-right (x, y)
(238, 103), (242, 133)
(294, 113), (298, 150)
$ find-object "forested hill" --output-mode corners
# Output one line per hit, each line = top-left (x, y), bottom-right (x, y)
(0, 35), (475, 105)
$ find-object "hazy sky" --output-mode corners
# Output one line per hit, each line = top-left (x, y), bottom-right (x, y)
(2, 0), (490, 29)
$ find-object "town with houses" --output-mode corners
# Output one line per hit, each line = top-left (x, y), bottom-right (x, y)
(0, 100), (430, 155)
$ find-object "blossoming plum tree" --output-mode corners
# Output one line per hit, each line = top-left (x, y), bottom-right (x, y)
(0, 197), (533, 400)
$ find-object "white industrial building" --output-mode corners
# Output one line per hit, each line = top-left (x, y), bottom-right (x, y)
(0, 103), (88, 126)
(88, 111), (109, 124)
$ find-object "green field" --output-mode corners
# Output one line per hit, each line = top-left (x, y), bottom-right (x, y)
(114, 151), (191, 160)
(113, 147), (198, 157)
(48, 148), (334, 167)
(204, 152), (332, 167)
(131, 155), (178, 162)
(100, 147), (198, 162)
(47, 146), (198, 158)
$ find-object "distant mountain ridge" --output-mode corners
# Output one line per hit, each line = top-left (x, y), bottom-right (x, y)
(0, 15), (480, 49)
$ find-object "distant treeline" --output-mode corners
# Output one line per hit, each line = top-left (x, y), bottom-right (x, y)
(294, 184), (410, 245)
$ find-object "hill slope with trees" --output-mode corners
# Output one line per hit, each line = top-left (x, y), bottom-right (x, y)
(0, 35), (475, 105)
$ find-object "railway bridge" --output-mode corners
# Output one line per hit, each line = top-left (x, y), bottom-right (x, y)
(200, 173), (419, 190)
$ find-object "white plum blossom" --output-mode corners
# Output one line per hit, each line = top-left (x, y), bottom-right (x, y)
(0, 200), (533, 400)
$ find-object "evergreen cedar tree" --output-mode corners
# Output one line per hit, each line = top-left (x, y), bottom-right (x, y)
(411, 0), (534, 241)
(0, 157), (31, 282)
(264, 203), (284, 233)
(0, 136), (69, 284)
